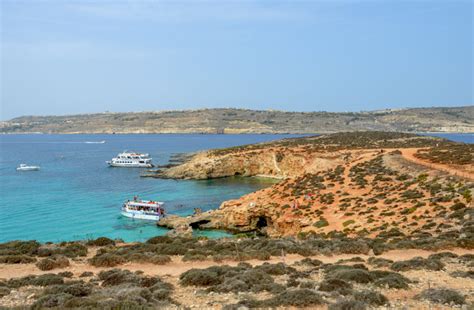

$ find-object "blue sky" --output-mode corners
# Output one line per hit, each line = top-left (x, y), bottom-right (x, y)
(1, 0), (472, 120)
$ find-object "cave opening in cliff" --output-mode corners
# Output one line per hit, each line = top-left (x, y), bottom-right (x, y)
(256, 216), (268, 229)
(190, 219), (210, 229)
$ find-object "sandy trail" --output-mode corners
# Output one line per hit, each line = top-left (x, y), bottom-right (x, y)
(0, 248), (472, 280)
(400, 148), (474, 180)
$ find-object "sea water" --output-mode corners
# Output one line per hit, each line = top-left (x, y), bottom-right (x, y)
(0, 133), (472, 243)
(0, 134), (301, 243)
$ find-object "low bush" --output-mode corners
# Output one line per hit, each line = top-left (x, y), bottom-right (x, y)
(450, 270), (474, 279)
(416, 288), (465, 305)
(373, 273), (410, 289)
(0, 240), (40, 256)
(58, 271), (73, 278)
(427, 252), (458, 261)
(367, 257), (393, 268)
(318, 278), (353, 295)
(254, 262), (298, 276)
(0, 287), (10, 298)
(0, 255), (36, 264)
(294, 257), (323, 267)
(89, 253), (125, 267)
(329, 298), (367, 310)
(98, 269), (142, 287)
(328, 269), (374, 284)
(149, 255), (172, 265)
(260, 289), (325, 307)
(86, 237), (115, 247)
(43, 282), (93, 297)
(354, 290), (389, 306)
(79, 271), (94, 277)
(60, 243), (88, 258)
(179, 268), (221, 286)
(36, 256), (70, 271)
(390, 257), (444, 272)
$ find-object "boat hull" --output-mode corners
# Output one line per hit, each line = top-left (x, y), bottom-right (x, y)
(121, 211), (160, 221)
(107, 161), (153, 168)
(16, 167), (40, 171)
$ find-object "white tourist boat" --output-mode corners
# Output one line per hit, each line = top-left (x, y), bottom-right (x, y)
(121, 198), (165, 221)
(16, 164), (40, 171)
(106, 151), (153, 168)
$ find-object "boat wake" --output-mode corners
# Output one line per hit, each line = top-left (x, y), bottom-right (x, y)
(84, 141), (106, 144)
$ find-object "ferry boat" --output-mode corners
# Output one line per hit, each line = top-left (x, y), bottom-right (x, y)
(106, 151), (153, 168)
(16, 164), (40, 171)
(121, 198), (165, 221)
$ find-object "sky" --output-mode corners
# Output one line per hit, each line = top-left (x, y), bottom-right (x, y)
(0, 0), (472, 120)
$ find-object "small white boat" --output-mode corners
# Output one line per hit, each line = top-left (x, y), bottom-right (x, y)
(107, 151), (153, 168)
(85, 140), (106, 144)
(16, 164), (40, 171)
(121, 198), (165, 221)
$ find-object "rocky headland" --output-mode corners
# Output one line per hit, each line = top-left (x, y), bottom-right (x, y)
(154, 132), (473, 239)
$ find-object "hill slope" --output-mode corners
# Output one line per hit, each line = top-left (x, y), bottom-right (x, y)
(1, 106), (473, 134)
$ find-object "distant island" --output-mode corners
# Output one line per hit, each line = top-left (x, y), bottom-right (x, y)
(1, 106), (473, 134)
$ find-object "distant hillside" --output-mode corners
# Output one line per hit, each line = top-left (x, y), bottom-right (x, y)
(1, 106), (473, 134)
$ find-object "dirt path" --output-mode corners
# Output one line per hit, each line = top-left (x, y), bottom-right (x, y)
(400, 148), (474, 180)
(1, 248), (472, 280)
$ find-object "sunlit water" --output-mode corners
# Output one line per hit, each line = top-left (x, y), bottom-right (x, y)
(0, 133), (471, 243)
(0, 134), (299, 242)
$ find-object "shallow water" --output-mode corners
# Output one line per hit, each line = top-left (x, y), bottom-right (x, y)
(0, 132), (471, 243)
(0, 134), (295, 243)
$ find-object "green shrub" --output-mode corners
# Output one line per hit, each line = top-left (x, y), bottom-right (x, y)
(367, 257), (393, 268)
(329, 269), (373, 284)
(314, 218), (329, 228)
(373, 273), (410, 289)
(318, 278), (353, 295)
(354, 290), (388, 306)
(260, 289), (325, 307)
(61, 243), (88, 258)
(86, 237), (116, 246)
(29, 274), (65, 287)
(79, 271), (94, 277)
(417, 288), (465, 305)
(450, 270), (474, 279)
(328, 298), (367, 310)
(0, 255), (36, 264)
(98, 269), (141, 287)
(0, 287), (11, 298)
(36, 256), (70, 271)
(89, 253), (125, 267)
(0, 240), (40, 256)
(149, 255), (172, 265)
(180, 269), (221, 286)
(390, 257), (444, 272)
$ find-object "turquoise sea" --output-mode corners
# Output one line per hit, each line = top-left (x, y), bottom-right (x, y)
(0, 133), (472, 243)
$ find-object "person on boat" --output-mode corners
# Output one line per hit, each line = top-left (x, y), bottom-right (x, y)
(133, 195), (138, 201)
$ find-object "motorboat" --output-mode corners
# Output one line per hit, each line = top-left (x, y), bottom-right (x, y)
(16, 164), (40, 171)
(106, 151), (153, 168)
(121, 198), (165, 221)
